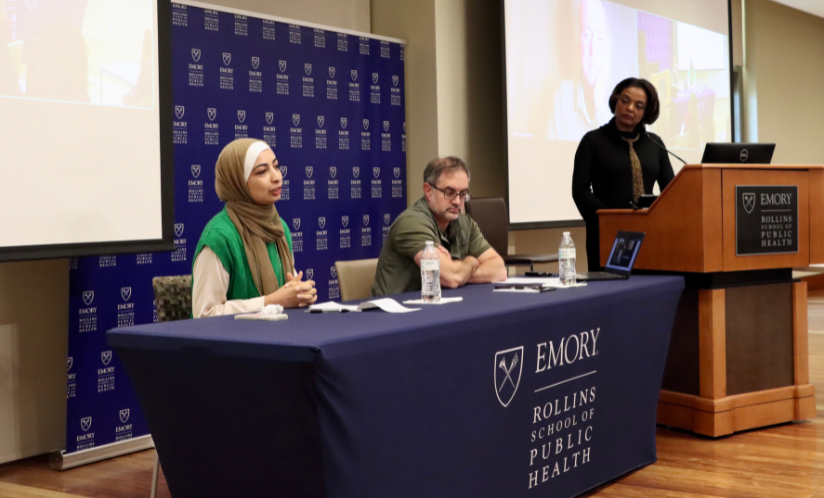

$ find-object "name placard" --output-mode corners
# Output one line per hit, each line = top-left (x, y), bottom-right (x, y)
(736, 185), (798, 256)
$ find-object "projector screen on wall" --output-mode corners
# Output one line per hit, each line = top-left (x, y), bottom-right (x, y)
(504, 0), (732, 226)
(0, 0), (173, 261)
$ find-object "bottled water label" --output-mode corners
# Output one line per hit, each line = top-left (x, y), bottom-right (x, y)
(421, 259), (439, 271)
(559, 248), (576, 260)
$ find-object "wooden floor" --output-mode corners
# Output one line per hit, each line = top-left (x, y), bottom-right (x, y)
(2, 293), (824, 498)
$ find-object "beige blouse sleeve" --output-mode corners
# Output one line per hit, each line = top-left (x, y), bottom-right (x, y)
(192, 246), (266, 318)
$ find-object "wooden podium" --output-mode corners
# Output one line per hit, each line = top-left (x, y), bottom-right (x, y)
(598, 164), (821, 437)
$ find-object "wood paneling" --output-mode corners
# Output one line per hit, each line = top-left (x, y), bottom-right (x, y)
(795, 281), (810, 385)
(698, 289), (726, 399)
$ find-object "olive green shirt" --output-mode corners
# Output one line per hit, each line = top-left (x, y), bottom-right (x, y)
(371, 197), (493, 297)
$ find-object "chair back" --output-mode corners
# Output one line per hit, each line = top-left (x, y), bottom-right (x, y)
(151, 275), (193, 322)
(465, 197), (508, 256)
(335, 258), (379, 301)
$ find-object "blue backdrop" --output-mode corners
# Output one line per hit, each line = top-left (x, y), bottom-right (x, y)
(65, 2), (407, 456)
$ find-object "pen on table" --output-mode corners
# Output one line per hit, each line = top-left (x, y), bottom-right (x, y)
(308, 308), (349, 313)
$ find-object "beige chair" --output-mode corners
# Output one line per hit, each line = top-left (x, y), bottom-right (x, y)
(335, 258), (379, 301)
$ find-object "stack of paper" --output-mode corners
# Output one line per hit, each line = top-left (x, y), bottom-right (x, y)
(309, 298), (420, 313)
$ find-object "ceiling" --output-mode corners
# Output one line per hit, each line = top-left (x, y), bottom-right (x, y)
(770, 0), (824, 19)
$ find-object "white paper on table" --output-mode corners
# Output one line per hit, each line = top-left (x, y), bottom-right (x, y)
(359, 298), (420, 313)
(503, 277), (561, 285)
(541, 281), (587, 289)
(402, 296), (464, 305)
(308, 301), (360, 312)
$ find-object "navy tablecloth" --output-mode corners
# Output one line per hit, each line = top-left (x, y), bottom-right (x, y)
(109, 276), (684, 498)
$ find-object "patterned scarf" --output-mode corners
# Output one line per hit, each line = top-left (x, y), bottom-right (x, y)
(622, 134), (645, 204)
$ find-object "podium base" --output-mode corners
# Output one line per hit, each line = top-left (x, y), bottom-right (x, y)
(657, 385), (816, 437)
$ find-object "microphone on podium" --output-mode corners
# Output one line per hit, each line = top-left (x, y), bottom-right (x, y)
(646, 132), (687, 165)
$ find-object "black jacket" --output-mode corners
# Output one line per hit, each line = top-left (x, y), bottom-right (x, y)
(572, 118), (675, 222)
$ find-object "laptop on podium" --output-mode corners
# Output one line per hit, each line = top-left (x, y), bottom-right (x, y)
(576, 231), (645, 281)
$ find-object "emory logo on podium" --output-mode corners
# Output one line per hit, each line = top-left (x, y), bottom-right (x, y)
(119, 409), (130, 424)
(80, 417), (92, 432)
(495, 346), (524, 408)
(743, 193), (756, 214)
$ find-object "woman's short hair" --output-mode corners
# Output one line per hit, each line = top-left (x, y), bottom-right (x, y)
(423, 156), (470, 185)
(608, 77), (660, 125)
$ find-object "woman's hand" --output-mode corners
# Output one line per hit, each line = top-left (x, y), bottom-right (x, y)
(264, 271), (318, 308)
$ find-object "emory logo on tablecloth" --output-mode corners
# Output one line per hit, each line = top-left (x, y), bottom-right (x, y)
(743, 193), (756, 214)
(495, 346), (523, 408)
(119, 409), (130, 424)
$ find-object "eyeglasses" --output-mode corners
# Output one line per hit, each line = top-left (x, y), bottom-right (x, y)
(428, 183), (471, 202)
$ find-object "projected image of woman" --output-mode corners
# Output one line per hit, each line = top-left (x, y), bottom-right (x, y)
(546, 0), (613, 141)
(572, 78), (674, 271)
(192, 139), (317, 317)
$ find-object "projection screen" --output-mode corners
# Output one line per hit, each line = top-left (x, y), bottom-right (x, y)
(0, 0), (173, 261)
(504, 0), (733, 226)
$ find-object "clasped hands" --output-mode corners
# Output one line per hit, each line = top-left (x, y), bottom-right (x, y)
(264, 271), (318, 308)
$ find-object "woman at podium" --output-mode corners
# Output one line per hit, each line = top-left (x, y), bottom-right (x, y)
(572, 77), (674, 271)
(192, 139), (317, 317)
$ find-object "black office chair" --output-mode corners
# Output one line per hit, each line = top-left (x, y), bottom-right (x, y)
(465, 197), (558, 272)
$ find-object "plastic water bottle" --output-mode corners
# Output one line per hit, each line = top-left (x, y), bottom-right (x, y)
(559, 232), (577, 286)
(420, 241), (442, 302)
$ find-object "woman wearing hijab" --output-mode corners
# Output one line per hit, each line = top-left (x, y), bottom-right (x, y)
(572, 77), (674, 271)
(192, 138), (317, 317)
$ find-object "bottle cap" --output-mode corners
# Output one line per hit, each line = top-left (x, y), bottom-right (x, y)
(563, 231), (570, 236)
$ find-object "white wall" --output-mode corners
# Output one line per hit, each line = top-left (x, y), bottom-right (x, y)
(0, 0), (370, 466)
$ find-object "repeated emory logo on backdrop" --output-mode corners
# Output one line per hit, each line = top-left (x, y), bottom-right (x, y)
(68, 5), (406, 458)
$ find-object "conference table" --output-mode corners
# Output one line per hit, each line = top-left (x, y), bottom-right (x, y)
(108, 276), (684, 498)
